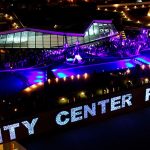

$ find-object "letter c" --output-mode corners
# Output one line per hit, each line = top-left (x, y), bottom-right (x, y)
(56, 111), (70, 126)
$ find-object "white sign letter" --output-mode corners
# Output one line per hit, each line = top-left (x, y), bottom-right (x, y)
(71, 106), (83, 122)
(98, 99), (109, 114)
(111, 96), (121, 111)
(22, 118), (38, 135)
(3, 123), (19, 140)
(145, 88), (150, 101)
(84, 103), (96, 119)
(122, 94), (132, 108)
(56, 111), (69, 126)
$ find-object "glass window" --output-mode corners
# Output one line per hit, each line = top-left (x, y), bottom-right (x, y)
(43, 34), (50, 48)
(72, 36), (78, 44)
(5, 34), (14, 48)
(13, 32), (21, 48)
(28, 31), (35, 48)
(58, 35), (64, 47)
(21, 31), (28, 48)
(0, 34), (7, 48)
(51, 34), (58, 47)
(36, 32), (43, 48)
(66, 36), (72, 45)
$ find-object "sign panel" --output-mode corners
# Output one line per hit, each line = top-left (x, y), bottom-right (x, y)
(0, 85), (150, 144)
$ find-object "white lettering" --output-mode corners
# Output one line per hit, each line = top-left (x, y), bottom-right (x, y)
(22, 118), (38, 135)
(111, 96), (121, 111)
(71, 106), (83, 122)
(3, 123), (19, 140)
(84, 103), (96, 119)
(122, 94), (132, 107)
(145, 88), (150, 101)
(56, 111), (69, 126)
(98, 99), (109, 114)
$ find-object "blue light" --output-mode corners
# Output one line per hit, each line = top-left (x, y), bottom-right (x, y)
(136, 57), (150, 65)
(57, 73), (67, 78)
(36, 75), (44, 79)
(34, 79), (42, 83)
(126, 62), (134, 68)
(37, 71), (43, 74)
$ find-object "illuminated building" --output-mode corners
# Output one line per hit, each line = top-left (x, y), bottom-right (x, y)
(0, 20), (118, 49)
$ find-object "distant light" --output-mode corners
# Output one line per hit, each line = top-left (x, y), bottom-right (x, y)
(37, 82), (44, 86)
(14, 108), (18, 112)
(141, 64), (145, 70)
(126, 69), (131, 74)
(9, 16), (13, 20)
(79, 91), (86, 98)
(137, 20), (141, 24)
(2, 100), (5, 103)
(55, 78), (59, 83)
(58, 97), (69, 105)
(127, 18), (131, 21)
(134, 6), (137, 9)
(48, 79), (51, 84)
(104, 8), (108, 11)
(77, 74), (80, 79)
(63, 77), (66, 81)
(142, 5), (145, 8)
(127, 8), (130, 11)
(145, 78), (149, 83)
(4, 14), (8, 18)
(97, 7), (100, 10)
(24, 87), (31, 92)
(54, 24), (58, 29)
(31, 84), (37, 89)
(71, 75), (74, 80)
(113, 9), (117, 12)
(113, 4), (119, 8)
(83, 73), (88, 79)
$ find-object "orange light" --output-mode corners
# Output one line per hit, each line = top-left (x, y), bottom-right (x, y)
(48, 79), (51, 84)
(31, 84), (37, 89)
(83, 73), (88, 79)
(24, 87), (31, 92)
